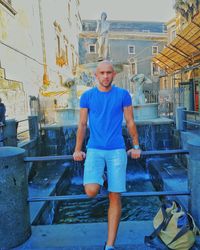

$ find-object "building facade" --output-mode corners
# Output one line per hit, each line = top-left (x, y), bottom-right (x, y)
(0, 0), (81, 121)
(79, 19), (167, 93)
(154, 0), (200, 113)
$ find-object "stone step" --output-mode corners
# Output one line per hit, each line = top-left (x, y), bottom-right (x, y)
(14, 221), (200, 250)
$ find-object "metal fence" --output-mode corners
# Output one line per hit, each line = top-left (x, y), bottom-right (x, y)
(25, 149), (190, 203)
(184, 110), (200, 130)
(17, 118), (30, 141)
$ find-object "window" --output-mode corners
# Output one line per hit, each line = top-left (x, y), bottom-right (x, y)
(72, 52), (75, 67)
(128, 45), (135, 54)
(131, 62), (137, 75)
(151, 62), (160, 76)
(88, 44), (96, 53)
(68, 2), (71, 23)
(57, 35), (61, 56)
(152, 46), (158, 55)
(65, 45), (69, 65)
(171, 30), (176, 40)
(128, 57), (137, 75)
(59, 75), (63, 85)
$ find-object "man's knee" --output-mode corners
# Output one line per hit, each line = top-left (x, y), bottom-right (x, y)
(84, 184), (100, 197)
(109, 192), (121, 204)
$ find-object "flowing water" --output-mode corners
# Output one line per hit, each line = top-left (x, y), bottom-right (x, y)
(53, 160), (161, 224)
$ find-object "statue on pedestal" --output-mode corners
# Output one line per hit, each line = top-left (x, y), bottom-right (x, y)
(129, 74), (152, 105)
(96, 12), (110, 61)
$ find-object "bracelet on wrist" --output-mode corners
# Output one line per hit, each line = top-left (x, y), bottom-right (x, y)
(133, 145), (140, 150)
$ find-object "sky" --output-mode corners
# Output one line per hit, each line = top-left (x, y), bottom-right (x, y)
(79, 0), (176, 22)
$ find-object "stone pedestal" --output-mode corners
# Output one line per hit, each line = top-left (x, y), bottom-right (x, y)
(4, 119), (17, 146)
(133, 103), (158, 121)
(0, 147), (31, 248)
(188, 138), (200, 227)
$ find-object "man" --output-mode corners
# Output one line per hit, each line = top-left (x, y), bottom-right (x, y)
(0, 98), (6, 125)
(73, 61), (141, 250)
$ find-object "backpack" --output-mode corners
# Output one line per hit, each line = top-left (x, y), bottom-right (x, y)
(145, 200), (199, 250)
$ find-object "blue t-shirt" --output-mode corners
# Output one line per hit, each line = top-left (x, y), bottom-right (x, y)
(80, 85), (132, 150)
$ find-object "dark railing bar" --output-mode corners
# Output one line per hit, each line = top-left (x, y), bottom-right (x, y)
(24, 149), (189, 162)
(139, 149), (188, 156)
(24, 155), (73, 162)
(17, 129), (29, 135)
(17, 119), (29, 123)
(28, 191), (190, 202)
(184, 110), (200, 115)
(183, 120), (200, 126)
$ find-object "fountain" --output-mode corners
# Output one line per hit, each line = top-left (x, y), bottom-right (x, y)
(129, 73), (159, 121)
(55, 78), (80, 126)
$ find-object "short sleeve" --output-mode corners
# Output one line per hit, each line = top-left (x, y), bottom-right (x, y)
(80, 92), (89, 108)
(122, 90), (132, 107)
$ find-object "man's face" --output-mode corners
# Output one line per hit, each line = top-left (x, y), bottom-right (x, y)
(95, 63), (116, 89)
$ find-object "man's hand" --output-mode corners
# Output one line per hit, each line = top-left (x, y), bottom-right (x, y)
(127, 148), (141, 159)
(73, 151), (86, 161)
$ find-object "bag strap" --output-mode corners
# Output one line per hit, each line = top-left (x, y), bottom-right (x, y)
(168, 212), (200, 246)
(145, 205), (173, 246)
(167, 224), (190, 246)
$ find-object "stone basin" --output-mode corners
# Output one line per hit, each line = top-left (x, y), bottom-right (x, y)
(55, 108), (80, 125)
(133, 103), (158, 121)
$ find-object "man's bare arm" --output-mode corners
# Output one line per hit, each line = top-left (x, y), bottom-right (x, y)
(124, 106), (139, 145)
(73, 108), (88, 161)
(124, 105), (141, 158)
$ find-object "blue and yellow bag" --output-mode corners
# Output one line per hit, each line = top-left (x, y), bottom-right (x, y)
(145, 200), (199, 250)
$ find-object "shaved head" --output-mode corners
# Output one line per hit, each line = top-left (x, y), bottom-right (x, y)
(95, 60), (116, 91)
(96, 60), (114, 73)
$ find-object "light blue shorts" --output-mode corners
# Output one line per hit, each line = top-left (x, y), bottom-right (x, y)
(83, 148), (127, 193)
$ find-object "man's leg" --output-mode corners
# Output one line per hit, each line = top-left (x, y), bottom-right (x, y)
(83, 149), (105, 196)
(106, 192), (121, 246)
(105, 149), (127, 248)
(84, 183), (100, 197)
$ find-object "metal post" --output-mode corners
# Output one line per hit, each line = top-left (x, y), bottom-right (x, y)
(28, 115), (39, 140)
(188, 138), (200, 227)
(4, 119), (17, 146)
(0, 147), (31, 248)
(176, 106), (186, 131)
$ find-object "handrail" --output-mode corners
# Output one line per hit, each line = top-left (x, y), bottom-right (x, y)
(24, 149), (189, 162)
(183, 120), (200, 126)
(17, 129), (29, 135)
(17, 118), (29, 123)
(28, 191), (190, 202)
(183, 110), (200, 115)
(25, 149), (190, 203)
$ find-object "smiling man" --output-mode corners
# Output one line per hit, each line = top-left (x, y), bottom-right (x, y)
(73, 60), (141, 250)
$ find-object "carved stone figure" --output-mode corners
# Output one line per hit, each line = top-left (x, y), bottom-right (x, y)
(96, 12), (110, 61)
(129, 74), (152, 105)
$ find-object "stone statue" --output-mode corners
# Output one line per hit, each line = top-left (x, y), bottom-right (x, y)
(129, 73), (152, 105)
(96, 12), (110, 61)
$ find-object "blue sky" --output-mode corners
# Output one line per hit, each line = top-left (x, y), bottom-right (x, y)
(79, 0), (176, 22)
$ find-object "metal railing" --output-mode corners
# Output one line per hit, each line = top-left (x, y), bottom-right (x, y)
(17, 118), (30, 141)
(0, 123), (6, 147)
(26, 149), (190, 203)
(183, 110), (200, 129)
(24, 149), (189, 163)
